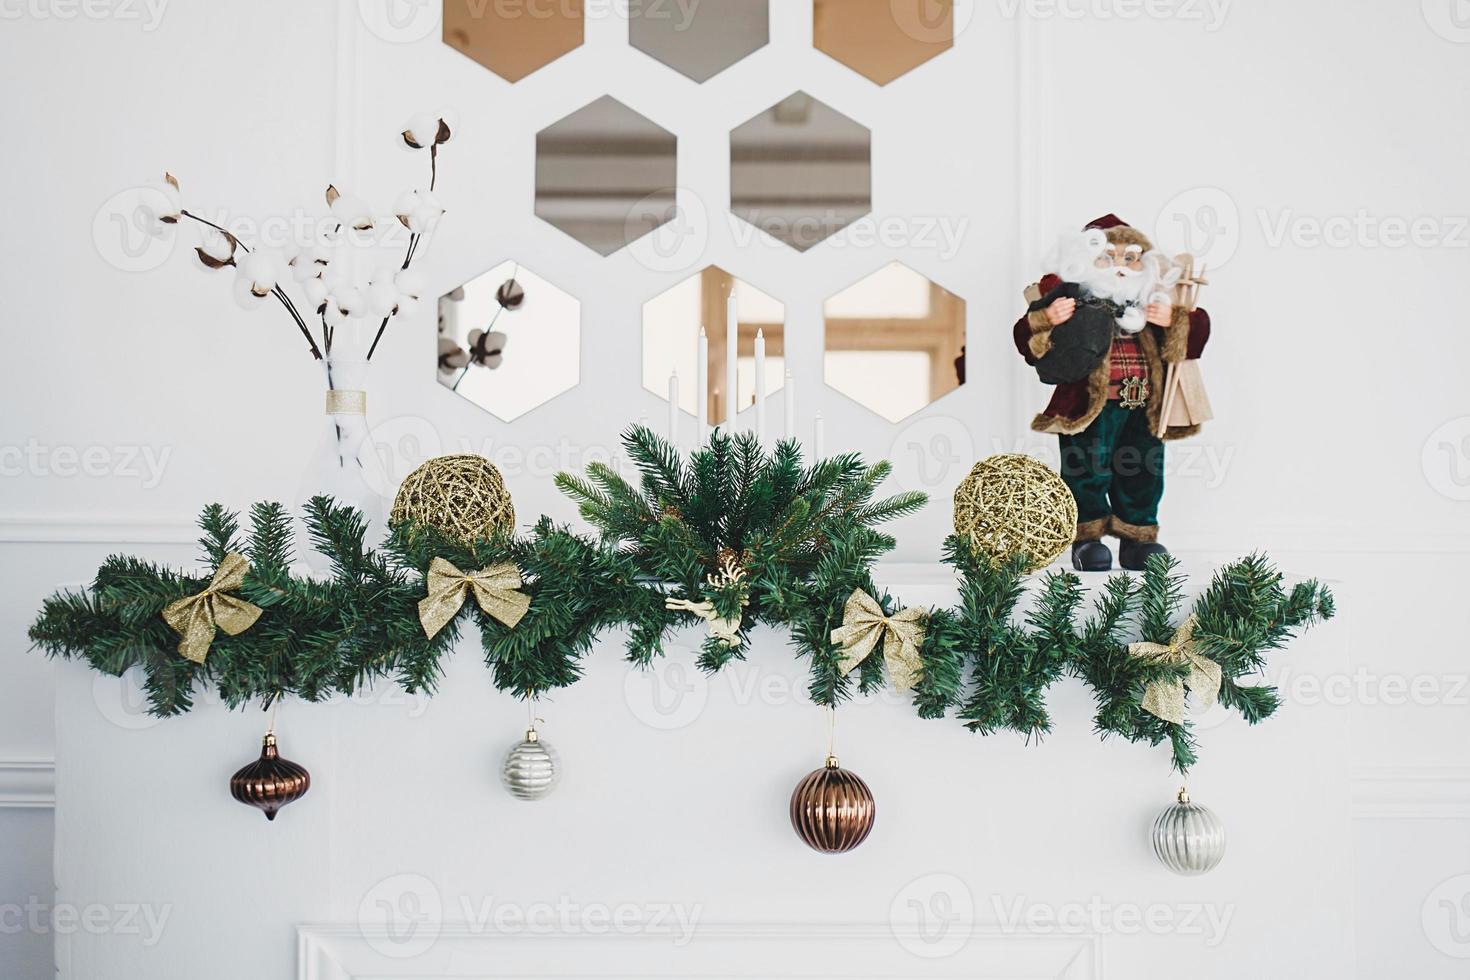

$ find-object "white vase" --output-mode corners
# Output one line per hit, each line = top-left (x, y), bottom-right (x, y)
(295, 354), (390, 565)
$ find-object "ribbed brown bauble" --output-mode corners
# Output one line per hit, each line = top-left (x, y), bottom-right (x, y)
(789, 756), (875, 853)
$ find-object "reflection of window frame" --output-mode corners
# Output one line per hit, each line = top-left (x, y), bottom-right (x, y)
(824, 281), (964, 404)
(700, 267), (783, 423)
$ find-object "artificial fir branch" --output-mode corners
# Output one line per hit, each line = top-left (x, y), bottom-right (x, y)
(27, 437), (1335, 774)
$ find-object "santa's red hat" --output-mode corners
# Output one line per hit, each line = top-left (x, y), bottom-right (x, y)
(1085, 213), (1152, 250)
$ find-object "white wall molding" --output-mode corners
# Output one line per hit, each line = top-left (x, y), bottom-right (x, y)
(0, 515), (197, 546)
(1352, 766), (1470, 820)
(3, 513), (1465, 557)
(296, 923), (1100, 980)
(0, 760), (55, 809)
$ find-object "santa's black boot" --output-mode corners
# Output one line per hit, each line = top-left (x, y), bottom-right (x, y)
(1119, 538), (1169, 571)
(1071, 540), (1113, 572)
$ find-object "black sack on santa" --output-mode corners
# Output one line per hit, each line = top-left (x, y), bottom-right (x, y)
(1031, 283), (1114, 385)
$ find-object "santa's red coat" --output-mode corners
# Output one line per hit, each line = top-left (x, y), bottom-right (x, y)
(1012, 274), (1211, 437)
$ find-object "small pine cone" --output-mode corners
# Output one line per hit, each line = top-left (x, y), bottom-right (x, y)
(661, 506), (682, 521)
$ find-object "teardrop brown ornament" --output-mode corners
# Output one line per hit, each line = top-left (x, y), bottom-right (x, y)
(230, 733), (311, 821)
(789, 756), (875, 853)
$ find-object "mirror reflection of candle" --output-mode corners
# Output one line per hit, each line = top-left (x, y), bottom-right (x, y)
(696, 326), (708, 442)
(754, 329), (766, 444)
(784, 369), (795, 441)
(667, 372), (679, 445)
(726, 290), (739, 431)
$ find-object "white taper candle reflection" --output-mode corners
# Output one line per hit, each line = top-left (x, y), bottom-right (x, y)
(754, 329), (766, 445)
(783, 369), (795, 440)
(726, 289), (739, 430)
(667, 373), (679, 445)
(696, 326), (708, 443)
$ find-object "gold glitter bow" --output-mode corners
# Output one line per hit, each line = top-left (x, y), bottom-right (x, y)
(664, 597), (742, 648)
(830, 589), (927, 691)
(1128, 615), (1222, 725)
(160, 552), (263, 664)
(418, 557), (530, 639)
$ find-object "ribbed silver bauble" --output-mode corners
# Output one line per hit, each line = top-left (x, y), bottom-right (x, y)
(501, 729), (559, 801)
(1151, 788), (1226, 875)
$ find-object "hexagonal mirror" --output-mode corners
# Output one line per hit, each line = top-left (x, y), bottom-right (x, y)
(437, 259), (579, 421)
(730, 92), (871, 253)
(642, 266), (785, 428)
(813, 0), (954, 85)
(629, 0), (769, 83)
(443, 0), (584, 83)
(823, 262), (966, 423)
(536, 96), (678, 256)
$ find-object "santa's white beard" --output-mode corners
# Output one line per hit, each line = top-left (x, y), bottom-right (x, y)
(1080, 265), (1147, 305)
(1080, 266), (1149, 332)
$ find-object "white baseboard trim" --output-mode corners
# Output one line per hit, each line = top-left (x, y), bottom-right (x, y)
(0, 760), (56, 809)
(1351, 766), (1470, 820)
(0, 515), (197, 546)
(297, 923), (1100, 980)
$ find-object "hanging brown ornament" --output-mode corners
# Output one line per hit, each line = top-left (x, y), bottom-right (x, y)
(789, 756), (875, 853)
(229, 733), (311, 821)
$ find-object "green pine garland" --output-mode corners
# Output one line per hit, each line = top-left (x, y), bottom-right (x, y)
(28, 496), (646, 715)
(554, 426), (927, 704)
(28, 426), (1336, 772)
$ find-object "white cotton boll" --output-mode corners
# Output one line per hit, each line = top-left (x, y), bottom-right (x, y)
(335, 286), (365, 318)
(436, 110), (457, 144)
(395, 268), (424, 300)
(140, 180), (183, 234)
(394, 190), (426, 232)
(303, 278), (328, 308)
(239, 251), (283, 292)
(329, 193), (373, 232)
(402, 112), (438, 149)
(194, 228), (235, 270)
(366, 279), (400, 318)
(403, 111), (455, 148)
(289, 244), (330, 282)
(396, 189), (446, 232)
(233, 275), (269, 310)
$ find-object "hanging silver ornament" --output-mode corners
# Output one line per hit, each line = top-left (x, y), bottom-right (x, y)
(1151, 787), (1226, 875)
(501, 728), (559, 801)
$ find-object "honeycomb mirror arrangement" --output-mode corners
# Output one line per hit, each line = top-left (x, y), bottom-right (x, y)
(30, 428), (1334, 868)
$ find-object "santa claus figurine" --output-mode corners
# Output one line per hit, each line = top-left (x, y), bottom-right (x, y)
(1013, 214), (1211, 571)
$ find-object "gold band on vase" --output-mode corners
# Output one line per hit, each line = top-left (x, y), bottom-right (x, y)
(325, 390), (367, 416)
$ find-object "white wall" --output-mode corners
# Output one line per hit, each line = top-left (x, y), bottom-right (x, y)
(1, 1), (1467, 977)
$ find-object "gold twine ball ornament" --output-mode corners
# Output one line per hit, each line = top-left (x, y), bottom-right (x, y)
(391, 455), (516, 545)
(952, 454), (1077, 572)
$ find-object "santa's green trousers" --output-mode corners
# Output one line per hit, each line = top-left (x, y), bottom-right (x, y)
(1057, 401), (1164, 542)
